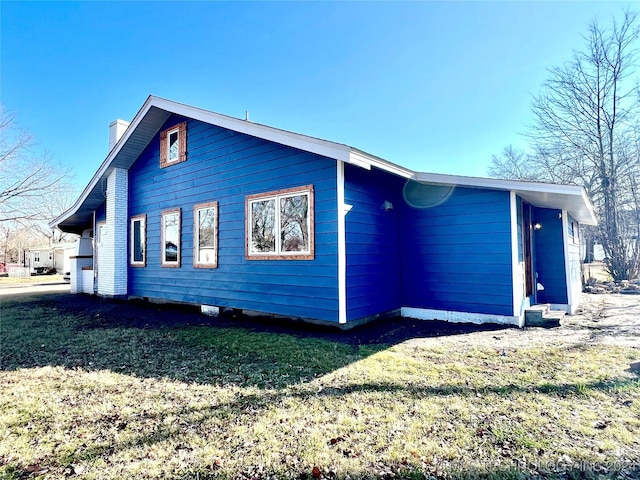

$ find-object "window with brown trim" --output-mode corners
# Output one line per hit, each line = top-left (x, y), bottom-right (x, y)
(130, 214), (146, 267)
(161, 208), (181, 267)
(246, 185), (314, 260)
(160, 121), (187, 168)
(194, 201), (218, 268)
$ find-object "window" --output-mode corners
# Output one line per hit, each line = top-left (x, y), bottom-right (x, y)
(34, 252), (40, 263)
(161, 209), (181, 267)
(160, 121), (187, 168)
(130, 214), (146, 266)
(246, 185), (314, 260)
(194, 202), (218, 268)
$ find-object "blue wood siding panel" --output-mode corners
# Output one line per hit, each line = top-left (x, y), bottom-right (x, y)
(127, 116), (339, 322)
(344, 164), (404, 320)
(401, 187), (514, 316)
(532, 207), (568, 304)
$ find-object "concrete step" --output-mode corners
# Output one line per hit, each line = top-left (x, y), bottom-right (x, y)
(525, 304), (565, 328)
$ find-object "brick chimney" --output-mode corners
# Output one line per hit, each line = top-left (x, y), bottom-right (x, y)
(109, 119), (130, 151)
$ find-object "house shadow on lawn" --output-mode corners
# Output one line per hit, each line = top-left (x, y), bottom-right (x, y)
(3, 291), (510, 388)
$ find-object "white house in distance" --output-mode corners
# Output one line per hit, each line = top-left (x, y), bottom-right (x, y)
(26, 242), (76, 275)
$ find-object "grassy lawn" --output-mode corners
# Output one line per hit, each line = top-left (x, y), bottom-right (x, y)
(0, 295), (639, 479)
(0, 275), (65, 285)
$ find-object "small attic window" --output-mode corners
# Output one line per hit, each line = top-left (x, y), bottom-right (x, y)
(160, 121), (187, 168)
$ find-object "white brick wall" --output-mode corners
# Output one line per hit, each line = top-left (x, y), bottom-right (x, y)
(109, 119), (130, 151)
(98, 167), (128, 297)
(70, 258), (93, 294)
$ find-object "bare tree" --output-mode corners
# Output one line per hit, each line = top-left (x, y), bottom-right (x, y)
(489, 11), (640, 280)
(488, 145), (540, 181)
(1, 107), (73, 227)
(0, 108), (77, 260)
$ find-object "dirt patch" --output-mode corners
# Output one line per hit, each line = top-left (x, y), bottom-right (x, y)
(2, 289), (639, 351)
(1, 291), (508, 347)
(406, 293), (640, 351)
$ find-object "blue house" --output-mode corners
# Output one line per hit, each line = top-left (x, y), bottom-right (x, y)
(52, 96), (597, 328)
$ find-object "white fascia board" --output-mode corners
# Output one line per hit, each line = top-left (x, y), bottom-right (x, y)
(51, 96), (353, 229)
(154, 97), (419, 177)
(415, 171), (581, 194)
(150, 96), (353, 163)
(579, 190), (598, 226)
(51, 95), (415, 229)
(349, 149), (415, 178)
(49, 96), (157, 229)
(414, 171), (597, 225)
(154, 98), (419, 180)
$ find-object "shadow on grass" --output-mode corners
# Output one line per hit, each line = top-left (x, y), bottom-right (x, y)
(0, 291), (509, 387)
(3, 292), (639, 480)
(48, 377), (640, 478)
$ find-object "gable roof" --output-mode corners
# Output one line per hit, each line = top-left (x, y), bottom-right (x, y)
(51, 95), (597, 233)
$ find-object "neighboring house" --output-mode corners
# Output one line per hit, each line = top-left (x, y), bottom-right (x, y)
(26, 242), (76, 274)
(51, 96), (597, 327)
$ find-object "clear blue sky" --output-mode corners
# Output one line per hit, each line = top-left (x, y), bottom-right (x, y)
(1, 1), (634, 189)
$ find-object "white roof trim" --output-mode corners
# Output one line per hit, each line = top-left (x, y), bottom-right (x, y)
(415, 171), (580, 194)
(415, 172), (597, 225)
(51, 95), (597, 230)
(150, 97), (355, 163)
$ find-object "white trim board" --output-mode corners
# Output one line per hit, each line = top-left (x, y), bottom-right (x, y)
(337, 161), (347, 324)
(561, 210), (579, 315)
(401, 307), (521, 327)
(510, 192), (524, 321)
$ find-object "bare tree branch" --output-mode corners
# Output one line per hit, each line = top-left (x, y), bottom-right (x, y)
(488, 10), (640, 280)
(0, 106), (78, 263)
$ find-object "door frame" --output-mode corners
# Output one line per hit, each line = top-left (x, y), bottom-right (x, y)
(522, 202), (535, 300)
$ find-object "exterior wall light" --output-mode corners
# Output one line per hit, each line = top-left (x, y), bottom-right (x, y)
(533, 223), (542, 230)
(382, 200), (394, 211)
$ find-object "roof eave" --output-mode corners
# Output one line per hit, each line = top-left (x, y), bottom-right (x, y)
(51, 95), (598, 232)
(414, 171), (597, 225)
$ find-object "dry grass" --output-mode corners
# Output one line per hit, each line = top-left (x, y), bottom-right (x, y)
(0, 275), (65, 285)
(0, 294), (638, 479)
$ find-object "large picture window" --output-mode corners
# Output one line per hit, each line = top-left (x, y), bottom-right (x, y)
(130, 214), (146, 267)
(246, 185), (314, 260)
(161, 208), (181, 267)
(194, 201), (218, 268)
(160, 121), (187, 168)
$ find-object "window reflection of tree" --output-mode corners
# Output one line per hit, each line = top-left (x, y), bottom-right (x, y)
(198, 209), (216, 250)
(251, 199), (276, 252)
(281, 194), (308, 252)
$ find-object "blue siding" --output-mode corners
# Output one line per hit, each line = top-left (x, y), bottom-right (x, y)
(127, 116), (339, 322)
(344, 164), (404, 320)
(401, 187), (514, 316)
(533, 207), (568, 304)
